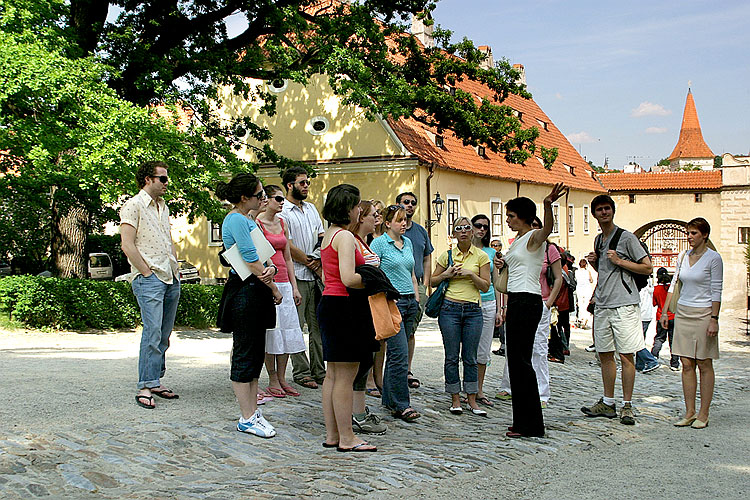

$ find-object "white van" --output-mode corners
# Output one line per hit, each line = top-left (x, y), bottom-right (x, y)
(88, 253), (113, 280)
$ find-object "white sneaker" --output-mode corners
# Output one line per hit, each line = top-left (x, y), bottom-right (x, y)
(237, 409), (276, 438)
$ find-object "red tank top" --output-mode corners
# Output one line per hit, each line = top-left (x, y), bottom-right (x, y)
(322, 229), (364, 296)
(258, 219), (289, 282)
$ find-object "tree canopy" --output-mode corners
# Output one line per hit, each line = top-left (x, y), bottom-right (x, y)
(0, 0), (547, 275)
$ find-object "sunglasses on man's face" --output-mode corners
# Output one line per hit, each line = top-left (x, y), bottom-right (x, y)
(149, 175), (169, 184)
(473, 223), (489, 230)
(454, 224), (472, 232)
(296, 179), (310, 187)
(400, 199), (417, 206)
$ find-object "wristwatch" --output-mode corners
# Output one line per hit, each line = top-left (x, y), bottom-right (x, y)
(710, 315), (719, 320)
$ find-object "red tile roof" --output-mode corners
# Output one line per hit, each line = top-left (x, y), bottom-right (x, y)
(387, 79), (605, 193)
(598, 170), (722, 191)
(668, 89), (713, 160)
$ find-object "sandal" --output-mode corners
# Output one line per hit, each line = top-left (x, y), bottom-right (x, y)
(476, 396), (495, 407)
(280, 385), (300, 397)
(407, 372), (420, 389)
(151, 388), (179, 399)
(265, 387), (286, 398)
(392, 408), (420, 422)
(135, 394), (155, 409)
(337, 442), (377, 452)
(296, 377), (319, 389)
(449, 406), (463, 415)
(365, 387), (381, 398)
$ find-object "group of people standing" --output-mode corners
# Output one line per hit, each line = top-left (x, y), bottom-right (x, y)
(120, 160), (724, 449)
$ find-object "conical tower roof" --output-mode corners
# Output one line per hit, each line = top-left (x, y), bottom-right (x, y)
(668, 89), (713, 160)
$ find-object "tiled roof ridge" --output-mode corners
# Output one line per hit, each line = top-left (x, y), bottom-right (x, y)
(668, 89), (714, 160)
(598, 169), (722, 191)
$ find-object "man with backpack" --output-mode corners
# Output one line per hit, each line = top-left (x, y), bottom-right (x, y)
(582, 195), (653, 425)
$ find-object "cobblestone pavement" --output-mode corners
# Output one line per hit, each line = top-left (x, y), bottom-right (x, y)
(1, 316), (748, 498)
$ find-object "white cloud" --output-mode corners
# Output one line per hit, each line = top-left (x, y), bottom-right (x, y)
(645, 126), (668, 134)
(566, 131), (597, 144)
(631, 102), (671, 117)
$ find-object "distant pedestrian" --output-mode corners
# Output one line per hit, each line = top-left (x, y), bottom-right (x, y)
(120, 160), (181, 410)
(652, 267), (679, 370)
(575, 259), (596, 328)
(663, 218), (722, 429)
(582, 194), (652, 426)
(634, 278), (660, 373)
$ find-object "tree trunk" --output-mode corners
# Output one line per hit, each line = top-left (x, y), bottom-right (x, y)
(50, 188), (90, 278)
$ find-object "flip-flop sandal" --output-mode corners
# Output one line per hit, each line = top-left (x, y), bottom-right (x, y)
(322, 442), (339, 448)
(365, 388), (381, 398)
(297, 378), (319, 389)
(265, 387), (286, 398)
(151, 388), (179, 399)
(337, 442), (377, 452)
(393, 408), (421, 422)
(280, 385), (301, 397)
(407, 372), (420, 389)
(257, 393), (273, 405)
(135, 394), (155, 409)
(476, 396), (495, 407)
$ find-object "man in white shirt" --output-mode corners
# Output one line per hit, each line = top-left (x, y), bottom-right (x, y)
(120, 161), (181, 409)
(279, 167), (326, 388)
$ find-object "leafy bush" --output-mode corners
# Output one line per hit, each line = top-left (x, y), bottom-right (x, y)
(0, 276), (222, 330)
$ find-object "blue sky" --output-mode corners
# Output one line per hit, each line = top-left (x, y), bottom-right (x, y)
(432, 0), (750, 169)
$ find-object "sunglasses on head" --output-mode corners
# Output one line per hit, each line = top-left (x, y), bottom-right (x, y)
(400, 199), (417, 206)
(387, 204), (402, 212)
(454, 224), (472, 232)
(473, 222), (489, 230)
(149, 175), (169, 184)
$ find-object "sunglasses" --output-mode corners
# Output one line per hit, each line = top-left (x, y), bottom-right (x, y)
(271, 195), (285, 203)
(473, 223), (489, 230)
(296, 179), (311, 186)
(454, 224), (472, 232)
(249, 190), (267, 200)
(149, 175), (169, 184)
(400, 199), (417, 206)
(387, 204), (402, 212)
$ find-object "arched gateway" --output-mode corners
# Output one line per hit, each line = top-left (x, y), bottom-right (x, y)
(634, 219), (715, 270)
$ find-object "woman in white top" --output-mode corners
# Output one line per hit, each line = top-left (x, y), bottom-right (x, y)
(493, 183), (565, 438)
(575, 259), (596, 328)
(661, 218), (722, 429)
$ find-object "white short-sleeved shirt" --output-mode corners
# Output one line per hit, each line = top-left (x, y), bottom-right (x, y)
(119, 189), (179, 284)
(279, 200), (324, 282)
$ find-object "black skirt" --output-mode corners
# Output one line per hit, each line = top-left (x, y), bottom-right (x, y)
(317, 293), (378, 362)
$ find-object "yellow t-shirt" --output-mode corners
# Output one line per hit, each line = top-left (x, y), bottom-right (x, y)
(436, 244), (490, 302)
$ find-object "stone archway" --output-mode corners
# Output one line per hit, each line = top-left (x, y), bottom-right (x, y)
(634, 219), (715, 270)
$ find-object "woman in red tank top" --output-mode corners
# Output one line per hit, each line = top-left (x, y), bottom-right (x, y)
(257, 185), (306, 398)
(319, 184), (378, 452)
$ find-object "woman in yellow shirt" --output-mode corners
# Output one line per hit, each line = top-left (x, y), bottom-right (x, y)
(431, 217), (491, 416)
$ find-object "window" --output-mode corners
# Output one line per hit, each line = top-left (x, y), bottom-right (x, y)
(209, 221), (222, 246)
(305, 116), (329, 135)
(536, 118), (548, 131)
(739, 227), (750, 244)
(512, 109), (523, 121)
(583, 205), (590, 234)
(447, 195), (460, 233)
(267, 79), (288, 92)
(435, 135), (444, 148)
(695, 193), (703, 203)
(568, 204), (575, 234)
(477, 145), (486, 157)
(490, 199), (503, 237)
(629, 194), (636, 204)
(552, 203), (559, 234)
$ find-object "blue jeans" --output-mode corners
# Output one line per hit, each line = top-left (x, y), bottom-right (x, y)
(132, 274), (181, 389)
(382, 296), (419, 412)
(635, 320), (659, 371)
(438, 299), (482, 394)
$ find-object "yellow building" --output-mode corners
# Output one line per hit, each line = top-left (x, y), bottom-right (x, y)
(174, 69), (607, 281)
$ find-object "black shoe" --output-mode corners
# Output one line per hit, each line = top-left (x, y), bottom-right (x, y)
(492, 347), (505, 356)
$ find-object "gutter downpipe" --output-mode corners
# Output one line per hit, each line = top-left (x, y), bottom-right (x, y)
(426, 162), (435, 242)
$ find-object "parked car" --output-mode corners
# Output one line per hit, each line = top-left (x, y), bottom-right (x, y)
(88, 253), (113, 280)
(178, 260), (200, 284)
(0, 260), (10, 277)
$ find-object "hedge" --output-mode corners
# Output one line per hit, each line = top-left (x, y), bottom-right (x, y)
(0, 276), (222, 330)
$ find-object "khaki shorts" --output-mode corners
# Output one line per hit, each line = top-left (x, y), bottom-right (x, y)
(593, 304), (645, 354)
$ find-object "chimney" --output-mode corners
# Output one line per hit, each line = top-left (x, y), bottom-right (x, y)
(512, 63), (526, 86)
(478, 45), (494, 70)
(411, 12), (435, 49)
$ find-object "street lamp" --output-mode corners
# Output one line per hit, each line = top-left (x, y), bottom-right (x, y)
(426, 192), (445, 228)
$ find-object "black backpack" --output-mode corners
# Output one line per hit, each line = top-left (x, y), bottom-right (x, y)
(595, 228), (650, 294)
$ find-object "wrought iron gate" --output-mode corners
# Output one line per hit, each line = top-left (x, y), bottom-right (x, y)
(640, 222), (689, 270)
